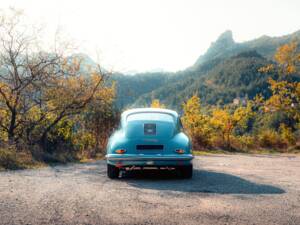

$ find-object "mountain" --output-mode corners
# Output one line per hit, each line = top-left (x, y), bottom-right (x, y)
(111, 72), (172, 109)
(194, 30), (236, 67)
(79, 30), (300, 109)
(194, 29), (300, 68)
(133, 51), (273, 109)
(120, 30), (300, 109)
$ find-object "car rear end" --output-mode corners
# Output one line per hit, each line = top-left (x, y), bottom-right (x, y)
(106, 109), (193, 178)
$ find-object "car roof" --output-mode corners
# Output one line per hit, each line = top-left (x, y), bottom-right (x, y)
(121, 108), (178, 120)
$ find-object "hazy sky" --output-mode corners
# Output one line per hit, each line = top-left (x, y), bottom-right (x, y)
(1, 0), (300, 73)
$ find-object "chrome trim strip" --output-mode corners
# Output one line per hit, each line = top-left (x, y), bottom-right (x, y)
(106, 154), (194, 161)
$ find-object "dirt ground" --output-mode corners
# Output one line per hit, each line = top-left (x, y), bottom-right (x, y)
(0, 154), (300, 225)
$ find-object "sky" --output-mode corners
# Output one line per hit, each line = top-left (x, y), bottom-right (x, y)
(1, 0), (300, 74)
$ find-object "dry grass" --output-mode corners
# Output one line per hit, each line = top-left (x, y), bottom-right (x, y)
(0, 146), (106, 170)
(0, 147), (46, 170)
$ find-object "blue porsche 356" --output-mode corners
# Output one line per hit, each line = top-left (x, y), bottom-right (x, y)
(106, 108), (193, 178)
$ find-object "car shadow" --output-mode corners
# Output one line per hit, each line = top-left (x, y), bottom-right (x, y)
(119, 169), (285, 194)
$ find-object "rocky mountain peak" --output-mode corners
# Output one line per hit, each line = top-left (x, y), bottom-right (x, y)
(214, 30), (235, 47)
(215, 30), (234, 43)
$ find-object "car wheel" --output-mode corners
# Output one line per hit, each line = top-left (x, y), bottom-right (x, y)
(107, 164), (120, 179)
(179, 165), (193, 179)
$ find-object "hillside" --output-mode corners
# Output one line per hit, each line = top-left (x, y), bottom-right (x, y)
(110, 29), (300, 109)
(111, 72), (172, 108)
(133, 51), (272, 109)
(194, 29), (300, 67)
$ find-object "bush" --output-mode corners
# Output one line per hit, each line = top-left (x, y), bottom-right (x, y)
(0, 147), (20, 170)
(191, 132), (212, 150)
(279, 123), (296, 145)
(209, 134), (233, 150)
(0, 148), (19, 169)
(0, 145), (45, 170)
(257, 129), (286, 149)
(233, 135), (257, 150)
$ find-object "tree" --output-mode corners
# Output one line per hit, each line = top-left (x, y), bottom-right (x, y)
(81, 83), (118, 155)
(265, 79), (300, 123)
(181, 95), (212, 149)
(0, 8), (61, 144)
(150, 99), (165, 108)
(210, 104), (253, 149)
(0, 9), (114, 152)
(274, 41), (300, 75)
(25, 68), (107, 149)
(259, 41), (300, 128)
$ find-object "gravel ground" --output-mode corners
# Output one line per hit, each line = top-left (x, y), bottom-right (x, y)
(0, 154), (300, 225)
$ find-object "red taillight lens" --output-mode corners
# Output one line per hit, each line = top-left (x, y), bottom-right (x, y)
(175, 149), (185, 154)
(115, 149), (126, 154)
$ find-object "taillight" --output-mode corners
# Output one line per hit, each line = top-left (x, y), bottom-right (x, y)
(175, 149), (185, 154)
(115, 149), (126, 154)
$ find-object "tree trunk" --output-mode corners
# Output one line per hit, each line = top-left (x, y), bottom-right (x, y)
(8, 110), (16, 145)
(226, 132), (231, 150)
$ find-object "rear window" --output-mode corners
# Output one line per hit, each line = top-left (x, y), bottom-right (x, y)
(127, 112), (175, 123)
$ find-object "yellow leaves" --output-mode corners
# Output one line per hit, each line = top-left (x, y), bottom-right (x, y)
(210, 108), (231, 130)
(150, 99), (165, 108)
(286, 65), (297, 74)
(275, 42), (297, 64)
(183, 95), (201, 115)
(258, 64), (274, 73)
(45, 73), (105, 110)
(56, 119), (75, 140)
(209, 104), (254, 149)
(279, 123), (296, 145)
(26, 105), (43, 121)
(182, 95), (203, 129)
(274, 41), (299, 75)
(257, 129), (282, 148)
(260, 40), (300, 119)
(0, 81), (11, 100)
(91, 72), (102, 84)
(182, 95), (212, 148)
(259, 41), (299, 77)
(265, 77), (299, 118)
(258, 42), (300, 127)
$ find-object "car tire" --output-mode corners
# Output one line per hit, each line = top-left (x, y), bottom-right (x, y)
(107, 164), (120, 179)
(179, 165), (193, 179)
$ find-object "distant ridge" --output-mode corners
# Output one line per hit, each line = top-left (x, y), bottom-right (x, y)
(76, 29), (300, 109)
(193, 29), (300, 69)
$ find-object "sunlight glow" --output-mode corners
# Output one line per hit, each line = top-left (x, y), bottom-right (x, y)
(1, 0), (300, 73)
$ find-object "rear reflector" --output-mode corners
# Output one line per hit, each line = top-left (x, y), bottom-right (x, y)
(115, 149), (126, 154)
(175, 149), (185, 154)
(136, 145), (163, 150)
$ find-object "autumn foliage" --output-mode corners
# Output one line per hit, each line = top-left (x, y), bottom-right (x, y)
(150, 99), (165, 108)
(0, 9), (117, 166)
(182, 41), (300, 152)
(1, 9), (300, 170)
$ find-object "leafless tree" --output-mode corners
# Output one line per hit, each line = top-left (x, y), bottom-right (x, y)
(0, 9), (107, 150)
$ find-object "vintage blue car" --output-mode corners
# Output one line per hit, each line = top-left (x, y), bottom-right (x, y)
(106, 108), (193, 178)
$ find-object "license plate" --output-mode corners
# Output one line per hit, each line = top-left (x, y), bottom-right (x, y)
(146, 161), (154, 165)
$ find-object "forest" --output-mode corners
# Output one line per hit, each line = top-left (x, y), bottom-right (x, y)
(0, 9), (299, 170)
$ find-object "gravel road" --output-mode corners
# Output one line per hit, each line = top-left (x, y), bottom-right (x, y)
(0, 154), (300, 225)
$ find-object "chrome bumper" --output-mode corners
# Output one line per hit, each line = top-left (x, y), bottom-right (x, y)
(105, 154), (194, 161)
